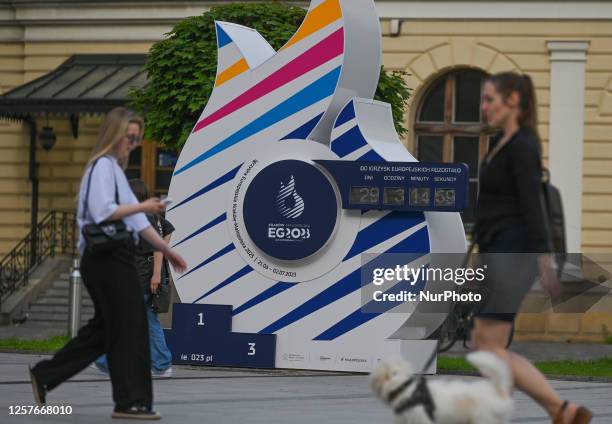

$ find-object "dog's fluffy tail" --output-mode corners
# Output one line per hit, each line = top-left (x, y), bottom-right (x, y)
(466, 351), (512, 396)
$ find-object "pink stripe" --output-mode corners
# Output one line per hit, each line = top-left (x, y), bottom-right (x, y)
(193, 28), (344, 134)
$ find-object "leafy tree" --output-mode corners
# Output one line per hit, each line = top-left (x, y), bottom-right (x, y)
(129, 2), (411, 149)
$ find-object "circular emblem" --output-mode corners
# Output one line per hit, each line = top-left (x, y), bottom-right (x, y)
(243, 160), (338, 261)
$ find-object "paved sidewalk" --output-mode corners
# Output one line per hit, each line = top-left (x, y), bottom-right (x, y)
(1, 353), (611, 424)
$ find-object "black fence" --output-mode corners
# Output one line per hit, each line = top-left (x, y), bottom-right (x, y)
(0, 211), (77, 305)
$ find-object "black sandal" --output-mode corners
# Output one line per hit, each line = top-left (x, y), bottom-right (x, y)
(553, 401), (593, 424)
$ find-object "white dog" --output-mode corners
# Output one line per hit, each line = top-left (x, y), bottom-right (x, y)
(370, 351), (513, 424)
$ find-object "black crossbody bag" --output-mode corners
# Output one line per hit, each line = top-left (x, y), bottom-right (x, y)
(151, 215), (171, 313)
(81, 158), (133, 255)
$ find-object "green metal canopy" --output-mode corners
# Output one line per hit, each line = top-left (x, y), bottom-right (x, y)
(0, 54), (147, 120)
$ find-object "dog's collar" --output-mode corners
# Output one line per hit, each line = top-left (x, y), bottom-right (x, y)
(387, 377), (416, 403)
(391, 377), (436, 421)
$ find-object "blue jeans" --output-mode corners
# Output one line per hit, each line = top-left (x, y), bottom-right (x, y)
(95, 294), (172, 373)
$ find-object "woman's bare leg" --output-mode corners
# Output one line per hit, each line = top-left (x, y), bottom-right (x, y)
(471, 317), (578, 422)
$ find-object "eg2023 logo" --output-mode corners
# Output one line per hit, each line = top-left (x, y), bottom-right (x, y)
(269, 175), (310, 241)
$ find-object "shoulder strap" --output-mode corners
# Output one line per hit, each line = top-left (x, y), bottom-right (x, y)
(155, 215), (164, 236)
(81, 159), (99, 220)
(81, 156), (120, 221)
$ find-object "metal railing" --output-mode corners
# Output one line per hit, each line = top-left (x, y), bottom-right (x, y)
(0, 211), (77, 305)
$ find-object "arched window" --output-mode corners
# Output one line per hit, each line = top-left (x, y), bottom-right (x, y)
(414, 69), (495, 230)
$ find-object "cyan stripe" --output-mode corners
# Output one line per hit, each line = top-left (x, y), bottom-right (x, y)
(281, 113), (324, 140)
(216, 25), (232, 48)
(174, 66), (342, 176)
(178, 243), (235, 280)
(258, 226), (430, 335)
(168, 165), (241, 212)
(343, 211), (426, 261)
(172, 213), (227, 248)
(331, 126), (367, 157)
(313, 266), (428, 341)
(232, 282), (294, 316)
(192, 265), (253, 303)
(334, 100), (355, 128)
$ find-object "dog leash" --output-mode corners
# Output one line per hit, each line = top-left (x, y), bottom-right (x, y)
(385, 339), (439, 420)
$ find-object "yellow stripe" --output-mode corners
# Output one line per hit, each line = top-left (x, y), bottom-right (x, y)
(281, 0), (342, 51)
(215, 58), (249, 87)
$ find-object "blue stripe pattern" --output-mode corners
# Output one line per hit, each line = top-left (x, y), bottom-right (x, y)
(313, 267), (427, 341)
(169, 165), (241, 212)
(334, 101), (355, 128)
(178, 243), (235, 280)
(358, 149), (385, 162)
(216, 25), (232, 48)
(172, 213), (226, 248)
(174, 67), (342, 176)
(343, 211), (426, 261)
(232, 282), (294, 316)
(281, 113), (324, 140)
(259, 226), (429, 335)
(192, 265), (253, 303)
(331, 126), (367, 157)
(237, 212), (425, 324)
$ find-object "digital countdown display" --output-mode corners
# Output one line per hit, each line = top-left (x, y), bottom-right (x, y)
(316, 160), (469, 212)
(349, 186), (379, 205)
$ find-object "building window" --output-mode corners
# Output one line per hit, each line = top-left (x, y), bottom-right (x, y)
(414, 69), (495, 231)
(124, 143), (178, 197)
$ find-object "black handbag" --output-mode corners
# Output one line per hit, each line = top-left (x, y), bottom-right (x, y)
(81, 158), (133, 255)
(151, 216), (171, 313)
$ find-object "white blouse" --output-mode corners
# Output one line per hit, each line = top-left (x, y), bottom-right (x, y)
(76, 155), (150, 254)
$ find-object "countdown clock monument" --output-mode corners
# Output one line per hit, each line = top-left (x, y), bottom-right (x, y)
(164, 0), (467, 372)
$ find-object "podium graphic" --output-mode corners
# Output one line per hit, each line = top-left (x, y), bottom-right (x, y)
(165, 0), (466, 372)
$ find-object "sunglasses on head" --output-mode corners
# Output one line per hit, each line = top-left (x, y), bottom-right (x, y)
(126, 134), (141, 145)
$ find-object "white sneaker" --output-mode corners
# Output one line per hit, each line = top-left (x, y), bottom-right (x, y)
(151, 367), (173, 379)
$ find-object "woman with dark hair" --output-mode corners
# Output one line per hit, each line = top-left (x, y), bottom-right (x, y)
(94, 179), (175, 378)
(472, 72), (592, 424)
(28, 107), (187, 420)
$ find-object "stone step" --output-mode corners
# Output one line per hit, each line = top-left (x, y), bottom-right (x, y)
(27, 311), (95, 323)
(51, 280), (70, 289)
(31, 296), (94, 307)
(27, 304), (94, 314)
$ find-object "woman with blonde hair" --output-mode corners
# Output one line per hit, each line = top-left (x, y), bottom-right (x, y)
(28, 107), (187, 420)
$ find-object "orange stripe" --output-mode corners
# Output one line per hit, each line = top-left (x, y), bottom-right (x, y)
(215, 58), (249, 86)
(281, 0), (342, 51)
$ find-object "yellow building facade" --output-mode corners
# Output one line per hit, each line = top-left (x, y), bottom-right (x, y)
(1, 0), (611, 341)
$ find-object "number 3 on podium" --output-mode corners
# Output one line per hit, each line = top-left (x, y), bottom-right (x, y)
(248, 343), (256, 356)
